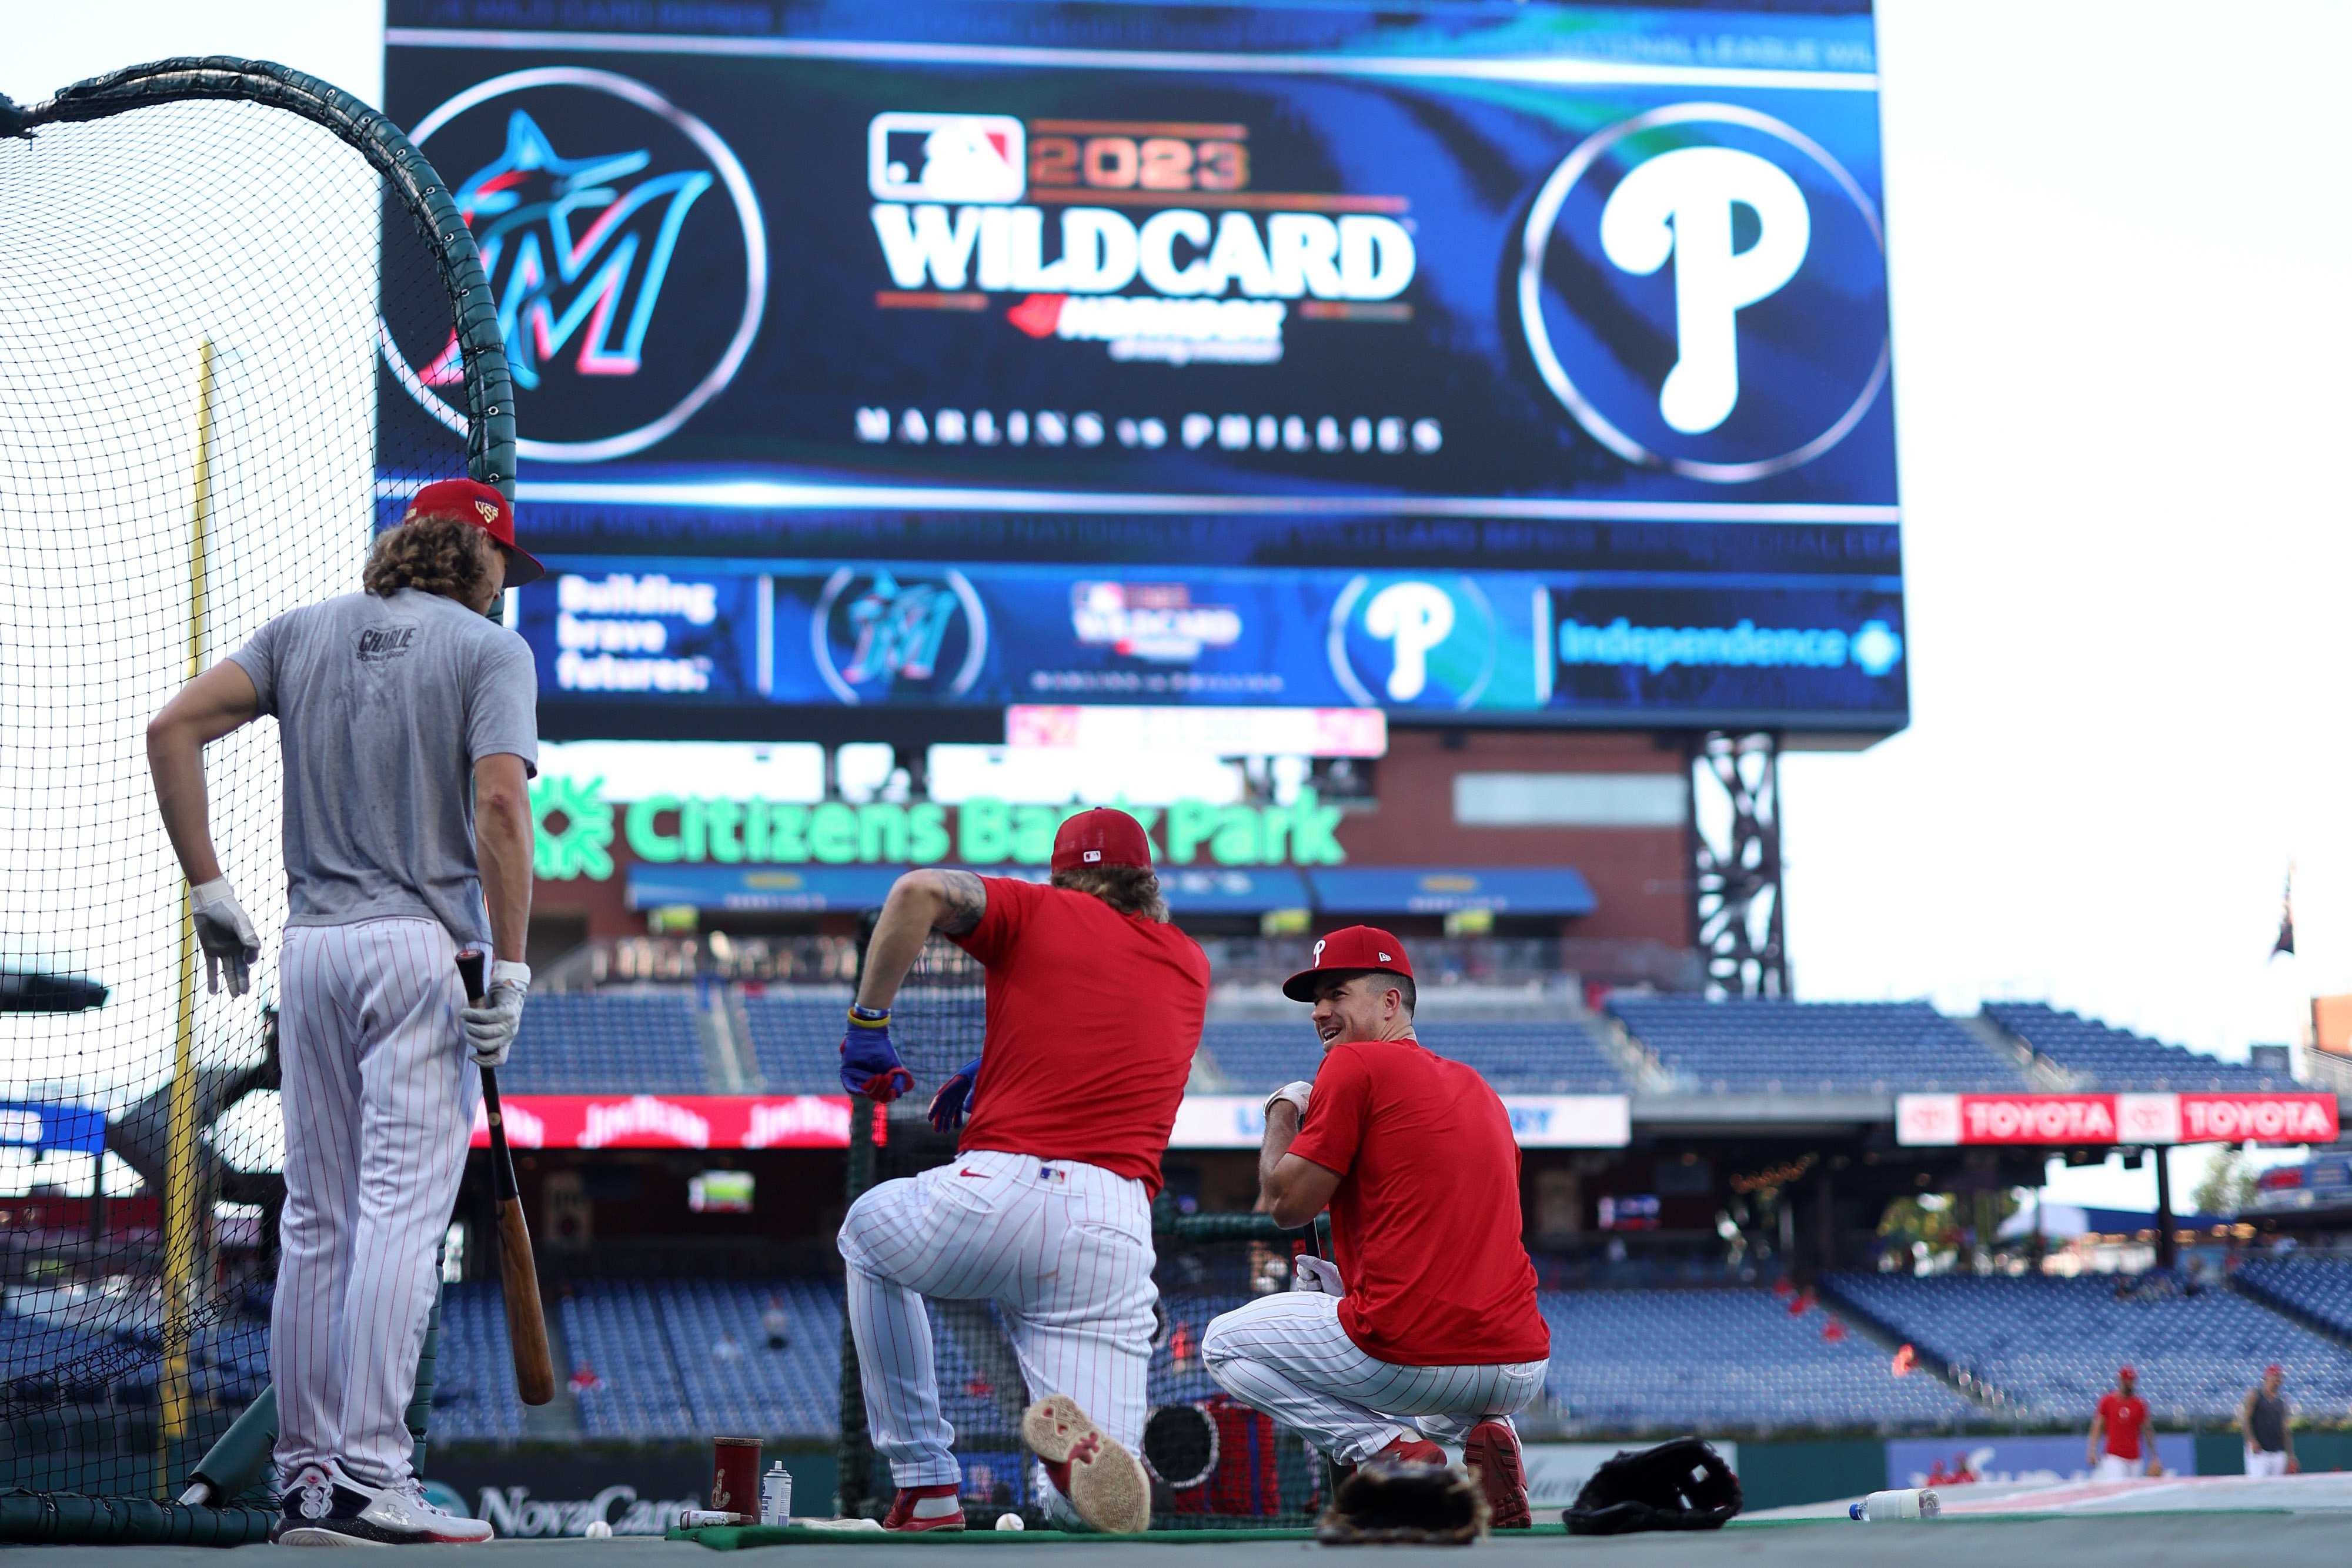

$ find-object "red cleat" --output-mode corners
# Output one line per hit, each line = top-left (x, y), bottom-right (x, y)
(1376, 1435), (1448, 1465)
(1461, 1420), (1531, 1529)
(881, 1483), (965, 1532)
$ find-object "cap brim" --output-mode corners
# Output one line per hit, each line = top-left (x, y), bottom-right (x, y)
(500, 543), (546, 587)
(1283, 967), (1370, 1002)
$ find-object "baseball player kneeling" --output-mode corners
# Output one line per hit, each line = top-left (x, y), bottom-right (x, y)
(1200, 927), (1551, 1527)
(836, 810), (1209, 1534)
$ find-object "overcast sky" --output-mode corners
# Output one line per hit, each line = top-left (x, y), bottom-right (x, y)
(13, 3), (2345, 1207)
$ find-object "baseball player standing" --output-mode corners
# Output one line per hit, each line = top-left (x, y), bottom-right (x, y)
(836, 808), (1209, 1533)
(1201, 927), (1549, 1527)
(146, 480), (541, 1545)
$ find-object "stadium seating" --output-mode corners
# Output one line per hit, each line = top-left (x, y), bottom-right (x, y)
(502, 993), (711, 1095)
(2232, 1258), (2352, 1340)
(1536, 1288), (1981, 1433)
(1607, 998), (2027, 1094)
(742, 992), (856, 1094)
(560, 1284), (698, 1439)
(427, 1283), (528, 1442)
(1194, 1024), (1328, 1095)
(654, 1279), (845, 1439)
(1822, 1272), (2352, 1422)
(1415, 1024), (1628, 1094)
(1982, 1002), (2292, 1091)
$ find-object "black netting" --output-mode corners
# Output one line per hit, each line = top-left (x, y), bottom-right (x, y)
(0, 77), (487, 1500)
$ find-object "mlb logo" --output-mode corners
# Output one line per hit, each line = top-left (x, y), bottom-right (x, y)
(868, 113), (1026, 204)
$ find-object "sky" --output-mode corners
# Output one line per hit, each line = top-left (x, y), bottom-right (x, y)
(12, 3), (2347, 1209)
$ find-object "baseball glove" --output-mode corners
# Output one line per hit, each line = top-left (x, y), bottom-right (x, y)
(1562, 1437), (1740, 1534)
(1315, 1459), (1487, 1546)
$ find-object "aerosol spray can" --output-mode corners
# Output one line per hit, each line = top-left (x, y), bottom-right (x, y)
(1848, 1488), (1940, 1522)
(761, 1462), (793, 1527)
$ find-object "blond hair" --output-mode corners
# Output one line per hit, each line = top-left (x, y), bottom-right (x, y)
(1051, 864), (1170, 923)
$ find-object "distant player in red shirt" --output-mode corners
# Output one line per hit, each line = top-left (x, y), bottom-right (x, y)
(836, 810), (1209, 1535)
(2090, 1366), (2151, 1479)
(1201, 928), (1551, 1528)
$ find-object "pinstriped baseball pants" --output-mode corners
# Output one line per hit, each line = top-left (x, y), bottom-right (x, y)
(273, 918), (478, 1489)
(838, 1151), (1157, 1495)
(1201, 1292), (1548, 1463)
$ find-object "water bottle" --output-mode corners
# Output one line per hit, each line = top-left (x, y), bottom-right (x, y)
(1848, 1488), (1940, 1522)
(760, 1462), (793, 1527)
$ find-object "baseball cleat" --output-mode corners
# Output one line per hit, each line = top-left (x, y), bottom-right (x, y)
(1376, 1435), (1448, 1465)
(1023, 1394), (1151, 1534)
(272, 1462), (494, 1546)
(880, 1484), (966, 1532)
(1461, 1420), (1531, 1529)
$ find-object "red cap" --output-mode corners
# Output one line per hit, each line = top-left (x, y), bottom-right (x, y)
(1051, 808), (1152, 874)
(2266, 1363), (2283, 1376)
(1284, 925), (1413, 1002)
(2118, 1365), (2136, 1380)
(403, 478), (543, 586)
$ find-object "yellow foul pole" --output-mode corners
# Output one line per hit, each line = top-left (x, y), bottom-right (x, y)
(161, 340), (214, 1487)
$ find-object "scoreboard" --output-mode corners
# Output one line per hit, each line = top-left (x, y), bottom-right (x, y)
(380, 0), (1903, 736)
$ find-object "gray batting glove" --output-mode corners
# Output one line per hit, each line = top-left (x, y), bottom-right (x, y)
(189, 877), (259, 997)
(1264, 1081), (1313, 1121)
(1291, 1255), (1347, 1298)
(463, 958), (530, 1068)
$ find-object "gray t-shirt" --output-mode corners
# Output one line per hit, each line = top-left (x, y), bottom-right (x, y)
(228, 587), (537, 949)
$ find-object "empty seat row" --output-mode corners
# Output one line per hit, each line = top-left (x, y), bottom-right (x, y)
(1608, 998), (2030, 1094)
(1983, 1002), (2291, 1091)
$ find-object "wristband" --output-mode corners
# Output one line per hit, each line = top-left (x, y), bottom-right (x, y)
(848, 1004), (891, 1027)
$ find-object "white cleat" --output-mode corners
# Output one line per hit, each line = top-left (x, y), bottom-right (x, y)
(272, 1462), (493, 1546)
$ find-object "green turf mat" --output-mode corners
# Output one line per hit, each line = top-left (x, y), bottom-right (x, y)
(669, 1523), (1579, 1548)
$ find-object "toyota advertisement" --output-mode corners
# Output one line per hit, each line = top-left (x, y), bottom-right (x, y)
(382, 0), (1903, 731)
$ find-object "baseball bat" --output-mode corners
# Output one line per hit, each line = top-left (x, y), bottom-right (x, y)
(460, 950), (556, 1407)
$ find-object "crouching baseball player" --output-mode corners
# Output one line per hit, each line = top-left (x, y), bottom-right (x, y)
(146, 480), (541, 1544)
(836, 810), (1210, 1533)
(1200, 927), (1550, 1527)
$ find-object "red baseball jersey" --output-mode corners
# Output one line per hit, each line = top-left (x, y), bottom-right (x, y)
(951, 875), (1209, 1194)
(1287, 1037), (1550, 1366)
(2097, 1392), (2148, 1459)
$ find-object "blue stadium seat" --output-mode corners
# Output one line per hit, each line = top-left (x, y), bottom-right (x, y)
(502, 992), (711, 1095)
(2232, 1258), (2352, 1340)
(1536, 1288), (1980, 1434)
(427, 1282), (529, 1442)
(1606, 998), (2027, 1094)
(1821, 1272), (2352, 1422)
(1983, 1003), (2292, 1091)
(1200, 1021), (1627, 1095)
(742, 994), (856, 1094)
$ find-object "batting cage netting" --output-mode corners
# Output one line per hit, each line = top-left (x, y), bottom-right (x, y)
(836, 927), (1329, 1530)
(0, 58), (507, 1534)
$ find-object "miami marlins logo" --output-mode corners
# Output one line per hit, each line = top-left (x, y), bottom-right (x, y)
(420, 111), (712, 391)
(387, 68), (767, 464)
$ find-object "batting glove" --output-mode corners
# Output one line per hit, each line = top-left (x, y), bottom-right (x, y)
(463, 958), (530, 1068)
(189, 877), (260, 997)
(1291, 1255), (1347, 1298)
(841, 1006), (912, 1102)
(1264, 1081), (1313, 1122)
(929, 1055), (984, 1134)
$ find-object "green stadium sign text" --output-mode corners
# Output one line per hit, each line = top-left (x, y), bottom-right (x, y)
(528, 775), (1345, 883)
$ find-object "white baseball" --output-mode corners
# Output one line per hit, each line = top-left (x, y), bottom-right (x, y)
(995, 1513), (1025, 1532)
(583, 1520), (613, 1539)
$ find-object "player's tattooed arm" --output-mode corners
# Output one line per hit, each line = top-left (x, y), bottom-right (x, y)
(931, 870), (987, 935)
(857, 868), (988, 1012)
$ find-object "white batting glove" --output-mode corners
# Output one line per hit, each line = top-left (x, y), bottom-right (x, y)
(1291, 1255), (1347, 1298)
(189, 877), (259, 997)
(1264, 1081), (1313, 1121)
(463, 958), (530, 1068)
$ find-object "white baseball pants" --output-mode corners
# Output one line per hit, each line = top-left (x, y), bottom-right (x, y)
(838, 1150), (1157, 1500)
(2092, 1454), (2146, 1481)
(273, 918), (477, 1489)
(2244, 1449), (2289, 1477)
(1201, 1292), (1548, 1464)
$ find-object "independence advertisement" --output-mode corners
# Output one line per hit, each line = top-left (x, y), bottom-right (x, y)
(382, 1), (1903, 730)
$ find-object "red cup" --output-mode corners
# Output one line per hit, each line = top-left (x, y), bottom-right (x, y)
(711, 1437), (761, 1518)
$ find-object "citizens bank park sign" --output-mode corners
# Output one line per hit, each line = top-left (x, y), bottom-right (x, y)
(472, 1093), (1631, 1151)
(1896, 1092), (2339, 1149)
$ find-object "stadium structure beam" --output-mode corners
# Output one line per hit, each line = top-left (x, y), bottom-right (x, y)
(1688, 732), (1789, 998)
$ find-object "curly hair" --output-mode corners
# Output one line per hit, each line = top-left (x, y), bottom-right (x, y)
(363, 513), (495, 601)
(1052, 864), (1170, 923)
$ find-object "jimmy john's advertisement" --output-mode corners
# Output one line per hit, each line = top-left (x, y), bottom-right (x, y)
(380, 4), (1896, 519)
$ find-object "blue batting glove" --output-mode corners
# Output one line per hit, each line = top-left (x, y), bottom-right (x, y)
(929, 1055), (984, 1134)
(840, 1007), (912, 1102)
